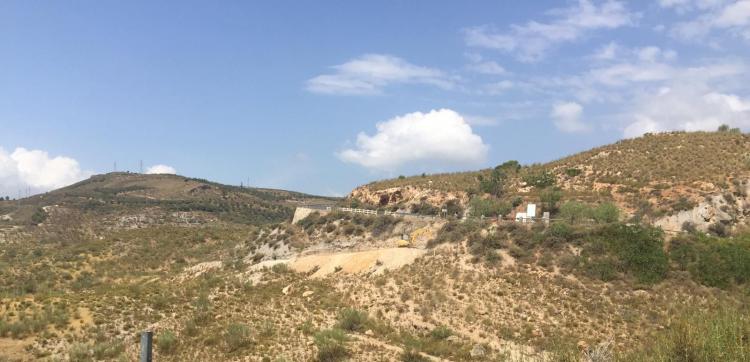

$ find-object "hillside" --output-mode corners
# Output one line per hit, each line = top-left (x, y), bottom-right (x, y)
(352, 131), (750, 233)
(0, 172), (335, 227)
(1, 132), (749, 362)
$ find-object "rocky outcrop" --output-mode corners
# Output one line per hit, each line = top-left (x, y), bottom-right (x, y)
(655, 193), (742, 232)
(349, 185), (468, 210)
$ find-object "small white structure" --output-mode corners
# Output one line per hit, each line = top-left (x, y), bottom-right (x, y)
(514, 203), (539, 224)
(542, 211), (550, 225)
(526, 204), (537, 219)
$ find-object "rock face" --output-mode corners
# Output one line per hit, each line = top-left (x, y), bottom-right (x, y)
(349, 185), (468, 211)
(655, 193), (742, 232)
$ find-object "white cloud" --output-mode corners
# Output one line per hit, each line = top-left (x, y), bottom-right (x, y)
(464, 0), (636, 61)
(467, 60), (508, 75)
(464, 114), (500, 126)
(623, 85), (750, 137)
(667, 0), (750, 41)
(306, 54), (453, 95)
(551, 102), (590, 132)
(593, 41), (620, 60)
(145, 164), (177, 175)
(482, 80), (515, 95)
(715, 0), (750, 27)
(584, 45), (680, 87)
(0, 147), (91, 196)
(338, 109), (489, 170)
(588, 61), (676, 86)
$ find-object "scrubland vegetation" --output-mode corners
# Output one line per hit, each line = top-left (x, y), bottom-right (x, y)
(1, 131), (750, 361)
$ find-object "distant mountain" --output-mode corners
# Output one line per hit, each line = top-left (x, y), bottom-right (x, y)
(0, 172), (336, 226)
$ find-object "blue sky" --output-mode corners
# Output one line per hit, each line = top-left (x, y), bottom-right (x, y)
(1, 1), (749, 197)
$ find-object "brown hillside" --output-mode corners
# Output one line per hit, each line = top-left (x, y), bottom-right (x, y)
(0, 172), (335, 226)
(352, 131), (750, 229)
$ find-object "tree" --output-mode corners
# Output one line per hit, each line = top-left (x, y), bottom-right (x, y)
(717, 124), (740, 133)
(540, 188), (563, 213)
(470, 197), (511, 218)
(30, 208), (48, 225)
(592, 203), (620, 223)
(498, 160), (521, 173)
(523, 171), (556, 188)
(479, 167), (507, 197)
(559, 201), (588, 224)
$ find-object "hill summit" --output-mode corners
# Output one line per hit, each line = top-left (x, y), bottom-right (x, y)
(350, 130), (750, 233)
(0, 172), (333, 227)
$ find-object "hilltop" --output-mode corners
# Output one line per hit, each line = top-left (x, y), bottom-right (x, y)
(351, 130), (750, 233)
(0, 172), (335, 227)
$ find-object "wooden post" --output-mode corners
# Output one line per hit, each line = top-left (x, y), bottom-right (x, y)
(140, 331), (153, 362)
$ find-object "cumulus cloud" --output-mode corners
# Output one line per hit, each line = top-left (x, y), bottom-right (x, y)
(464, 0), (636, 61)
(306, 54), (453, 95)
(338, 109), (489, 170)
(551, 102), (590, 132)
(145, 164), (177, 175)
(0, 147), (90, 196)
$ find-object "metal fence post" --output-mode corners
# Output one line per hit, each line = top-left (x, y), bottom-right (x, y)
(140, 331), (153, 362)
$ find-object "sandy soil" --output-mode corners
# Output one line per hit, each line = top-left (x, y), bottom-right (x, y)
(290, 248), (427, 278)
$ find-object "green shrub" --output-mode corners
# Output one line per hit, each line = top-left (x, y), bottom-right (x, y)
(371, 216), (397, 237)
(336, 308), (369, 332)
(467, 230), (509, 264)
(670, 234), (750, 289)
(558, 201), (589, 224)
(603, 224), (668, 284)
(30, 208), (48, 225)
(298, 212), (322, 230)
(156, 330), (178, 354)
(68, 343), (90, 361)
(548, 222), (573, 239)
(443, 199), (464, 218)
(410, 202), (440, 215)
(565, 168), (582, 177)
(708, 222), (730, 237)
(470, 197), (510, 218)
(540, 188), (563, 213)
(591, 203), (619, 223)
(581, 224), (668, 284)
(523, 171), (556, 188)
(314, 328), (349, 362)
(672, 196), (696, 212)
(429, 326), (453, 340)
(622, 304), (750, 361)
(401, 349), (429, 362)
(225, 323), (252, 352)
(91, 340), (124, 360)
(429, 220), (484, 248)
